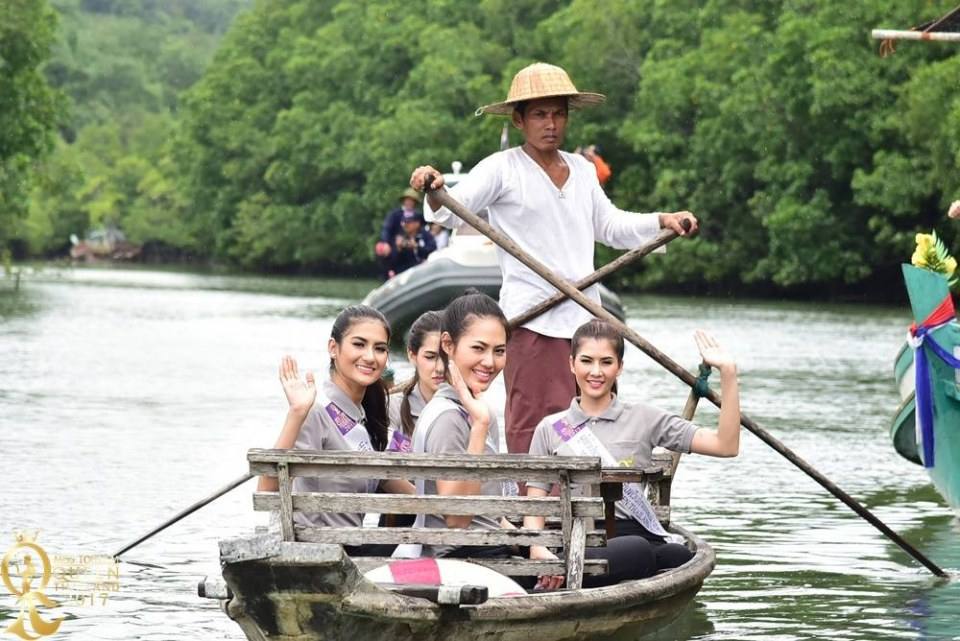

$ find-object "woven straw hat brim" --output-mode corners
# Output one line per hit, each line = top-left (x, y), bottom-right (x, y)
(476, 91), (606, 116)
(399, 188), (422, 203)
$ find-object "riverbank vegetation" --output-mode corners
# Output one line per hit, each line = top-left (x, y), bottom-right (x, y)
(3, 0), (960, 299)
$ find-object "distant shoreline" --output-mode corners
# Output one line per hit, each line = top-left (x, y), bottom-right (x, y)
(3, 260), (915, 308)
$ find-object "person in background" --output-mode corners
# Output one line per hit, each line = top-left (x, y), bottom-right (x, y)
(430, 222), (451, 249)
(375, 188), (423, 279)
(581, 144), (611, 186)
(410, 62), (698, 461)
(525, 319), (741, 582)
(391, 210), (436, 275)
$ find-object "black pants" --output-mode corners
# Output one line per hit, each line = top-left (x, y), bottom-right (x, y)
(580, 519), (692, 587)
(344, 543), (398, 557)
(441, 520), (692, 589)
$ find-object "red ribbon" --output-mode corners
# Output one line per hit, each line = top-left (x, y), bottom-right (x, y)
(910, 295), (956, 336)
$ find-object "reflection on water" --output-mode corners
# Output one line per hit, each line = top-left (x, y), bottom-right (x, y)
(0, 266), (957, 640)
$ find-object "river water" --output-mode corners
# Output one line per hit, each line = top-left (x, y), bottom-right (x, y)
(0, 267), (957, 640)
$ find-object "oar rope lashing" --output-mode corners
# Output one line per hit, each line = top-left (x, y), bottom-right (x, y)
(692, 363), (713, 399)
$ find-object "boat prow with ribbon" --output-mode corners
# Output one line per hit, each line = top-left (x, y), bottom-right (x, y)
(891, 236), (960, 512)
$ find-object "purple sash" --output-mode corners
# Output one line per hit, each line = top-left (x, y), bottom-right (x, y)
(324, 402), (373, 452)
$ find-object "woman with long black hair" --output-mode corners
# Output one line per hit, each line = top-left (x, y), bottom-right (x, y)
(257, 305), (412, 555)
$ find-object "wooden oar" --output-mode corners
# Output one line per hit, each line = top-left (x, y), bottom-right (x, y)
(670, 374), (705, 480)
(509, 226), (685, 328)
(112, 473), (254, 559)
(425, 182), (947, 578)
(387, 226), (685, 394)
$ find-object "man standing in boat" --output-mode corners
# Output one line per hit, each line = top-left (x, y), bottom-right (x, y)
(409, 63), (698, 457)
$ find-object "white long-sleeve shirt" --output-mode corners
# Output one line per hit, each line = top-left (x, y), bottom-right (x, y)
(426, 147), (662, 338)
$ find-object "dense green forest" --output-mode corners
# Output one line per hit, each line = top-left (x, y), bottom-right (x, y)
(4, 0), (960, 297)
(0, 0), (62, 265)
(12, 0), (250, 260)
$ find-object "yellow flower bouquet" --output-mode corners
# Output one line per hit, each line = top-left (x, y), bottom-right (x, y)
(912, 231), (958, 288)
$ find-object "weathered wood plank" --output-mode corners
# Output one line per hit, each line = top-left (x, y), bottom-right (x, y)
(656, 505), (671, 525)
(218, 533), (281, 564)
(599, 482), (620, 539)
(277, 462), (294, 542)
(565, 517), (587, 590)
(351, 557), (610, 577)
(253, 493), (605, 518)
(250, 449), (601, 470)
(249, 449), (602, 484)
(541, 507), (669, 527)
(294, 526), (606, 548)
(558, 470), (573, 565)
(600, 467), (665, 483)
(592, 483), (671, 528)
(251, 461), (600, 484)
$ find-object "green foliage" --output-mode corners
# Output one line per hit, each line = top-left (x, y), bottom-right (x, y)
(17, 0), (250, 256)
(175, 0), (521, 271)
(171, 0), (960, 291)
(0, 0), (64, 249)
(13, 0), (960, 298)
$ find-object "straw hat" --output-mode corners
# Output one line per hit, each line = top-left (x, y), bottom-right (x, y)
(476, 63), (606, 116)
(399, 187), (422, 203)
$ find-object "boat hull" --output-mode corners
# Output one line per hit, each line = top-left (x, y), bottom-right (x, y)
(215, 526), (714, 641)
(891, 265), (960, 512)
(363, 255), (627, 334)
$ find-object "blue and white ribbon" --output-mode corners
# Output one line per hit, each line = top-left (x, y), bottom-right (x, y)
(907, 315), (960, 468)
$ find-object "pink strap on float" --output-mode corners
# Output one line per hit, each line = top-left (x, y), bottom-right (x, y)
(388, 558), (443, 585)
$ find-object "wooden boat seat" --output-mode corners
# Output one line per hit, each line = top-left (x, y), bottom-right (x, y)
(598, 450), (676, 537)
(248, 449), (644, 589)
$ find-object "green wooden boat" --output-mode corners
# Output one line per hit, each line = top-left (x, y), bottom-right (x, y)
(891, 264), (960, 512)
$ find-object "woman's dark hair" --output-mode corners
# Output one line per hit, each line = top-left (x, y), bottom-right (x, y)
(329, 305), (391, 451)
(399, 310), (443, 437)
(439, 288), (509, 372)
(571, 319), (624, 395)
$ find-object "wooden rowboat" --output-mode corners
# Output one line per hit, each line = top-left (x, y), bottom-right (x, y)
(200, 450), (715, 641)
(204, 526), (713, 641)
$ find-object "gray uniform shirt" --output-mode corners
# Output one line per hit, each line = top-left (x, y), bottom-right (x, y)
(528, 396), (698, 520)
(418, 383), (502, 556)
(292, 380), (380, 529)
(387, 383), (427, 435)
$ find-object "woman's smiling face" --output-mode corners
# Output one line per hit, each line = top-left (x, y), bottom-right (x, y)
(409, 331), (445, 395)
(445, 316), (507, 395)
(570, 337), (622, 402)
(329, 319), (389, 390)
